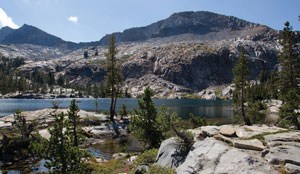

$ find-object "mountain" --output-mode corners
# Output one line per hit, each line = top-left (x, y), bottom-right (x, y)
(0, 24), (78, 48)
(0, 11), (275, 48)
(0, 26), (15, 42)
(1, 11), (281, 98)
(99, 11), (262, 45)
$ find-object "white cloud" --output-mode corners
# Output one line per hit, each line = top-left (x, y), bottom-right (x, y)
(68, 16), (78, 23)
(0, 8), (19, 29)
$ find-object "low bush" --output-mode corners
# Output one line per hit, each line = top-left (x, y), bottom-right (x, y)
(146, 165), (175, 174)
(136, 149), (158, 164)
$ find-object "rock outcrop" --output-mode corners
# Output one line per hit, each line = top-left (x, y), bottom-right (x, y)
(1, 11), (280, 98)
(156, 125), (300, 174)
(0, 108), (128, 140)
(99, 11), (274, 45)
(14, 36), (279, 98)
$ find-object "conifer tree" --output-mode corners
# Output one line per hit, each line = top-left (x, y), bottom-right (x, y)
(278, 22), (300, 129)
(46, 112), (68, 173)
(46, 111), (88, 173)
(84, 50), (89, 59)
(130, 87), (163, 148)
(232, 49), (251, 125)
(104, 35), (122, 135)
(67, 99), (83, 147)
(13, 110), (36, 140)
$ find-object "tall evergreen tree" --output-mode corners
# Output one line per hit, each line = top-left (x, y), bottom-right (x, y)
(67, 99), (83, 147)
(104, 35), (122, 136)
(130, 87), (163, 148)
(278, 22), (300, 129)
(232, 49), (251, 125)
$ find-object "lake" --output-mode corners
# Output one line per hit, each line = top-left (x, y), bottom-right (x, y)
(0, 98), (232, 122)
(0, 98), (232, 173)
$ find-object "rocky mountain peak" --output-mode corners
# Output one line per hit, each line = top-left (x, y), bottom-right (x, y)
(1, 24), (64, 47)
(165, 11), (254, 31)
(99, 11), (263, 45)
(0, 26), (15, 42)
(0, 24), (75, 47)
(1, 11), (281, 98)
(0, 26), (14, 32)
(18, 24), (39, 31)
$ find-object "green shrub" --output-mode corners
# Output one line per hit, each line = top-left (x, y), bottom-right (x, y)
(175, 130), (194, 155)
(247, 101), (267, 124)
(146, 165), (175, 174)
(82, 116), (102, 126)
(136, 149), (158, 164)
(29, 133), (49, 159)
(278, 119), (293, 128)
(89, 159), (126, 174)
(188, 113), (207, 128)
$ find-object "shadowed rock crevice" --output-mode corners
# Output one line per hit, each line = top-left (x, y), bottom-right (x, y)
(156, 125), (300, 174)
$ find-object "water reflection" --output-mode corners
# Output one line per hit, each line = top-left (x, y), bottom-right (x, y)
(0, 98), (232, 120)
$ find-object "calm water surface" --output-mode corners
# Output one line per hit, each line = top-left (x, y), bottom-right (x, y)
(0, 98), (232, 173)
(0, 98), (232, 121)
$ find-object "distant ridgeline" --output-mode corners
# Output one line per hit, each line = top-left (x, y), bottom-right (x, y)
(0, 11), (287, 98)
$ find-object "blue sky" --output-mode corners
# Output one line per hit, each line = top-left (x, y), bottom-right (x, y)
(1, 0), (299, 42)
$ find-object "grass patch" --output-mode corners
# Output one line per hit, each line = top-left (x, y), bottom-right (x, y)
(147, 165), (175, 174)
(246, 130), (290, 141)
(87, 159), (136, 174)
(136, 149), (158, 164)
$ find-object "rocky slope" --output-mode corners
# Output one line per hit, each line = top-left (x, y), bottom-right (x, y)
(1, 11), (281, 97)
(156, 125), (300, 174)
(16, 33), (279, 98)
(0, 44), (75, 60)
(0, 25), (80, 60)
(99, 11), (265, 45)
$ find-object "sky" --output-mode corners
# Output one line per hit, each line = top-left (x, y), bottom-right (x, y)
(0, 0), (299, 43)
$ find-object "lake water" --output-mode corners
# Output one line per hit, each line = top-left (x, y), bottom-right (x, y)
(0, 98), (232, 121)
(0, 98), (232, 173)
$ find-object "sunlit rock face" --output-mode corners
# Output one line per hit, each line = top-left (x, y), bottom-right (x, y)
(1, 11), (280, 98)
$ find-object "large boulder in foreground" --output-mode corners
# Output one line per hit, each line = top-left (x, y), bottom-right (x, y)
(155, 137), (184, 169)
(156, 125), (300, 174)
(176, 138), (230, 174)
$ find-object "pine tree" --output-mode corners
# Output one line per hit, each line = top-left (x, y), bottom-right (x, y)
(278, 22), (300, 129)
(13, 110), (36, 141)
(130, 87), (163, 148)
(46, 112), (68, 173)
(95, 48), (99, 56)
(84, 50), (89, 59)
(104, 35), (122, 136)
(46, 111), (88, 173)
(67, 99), (83, 147)
(232, 49), (251, 125)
